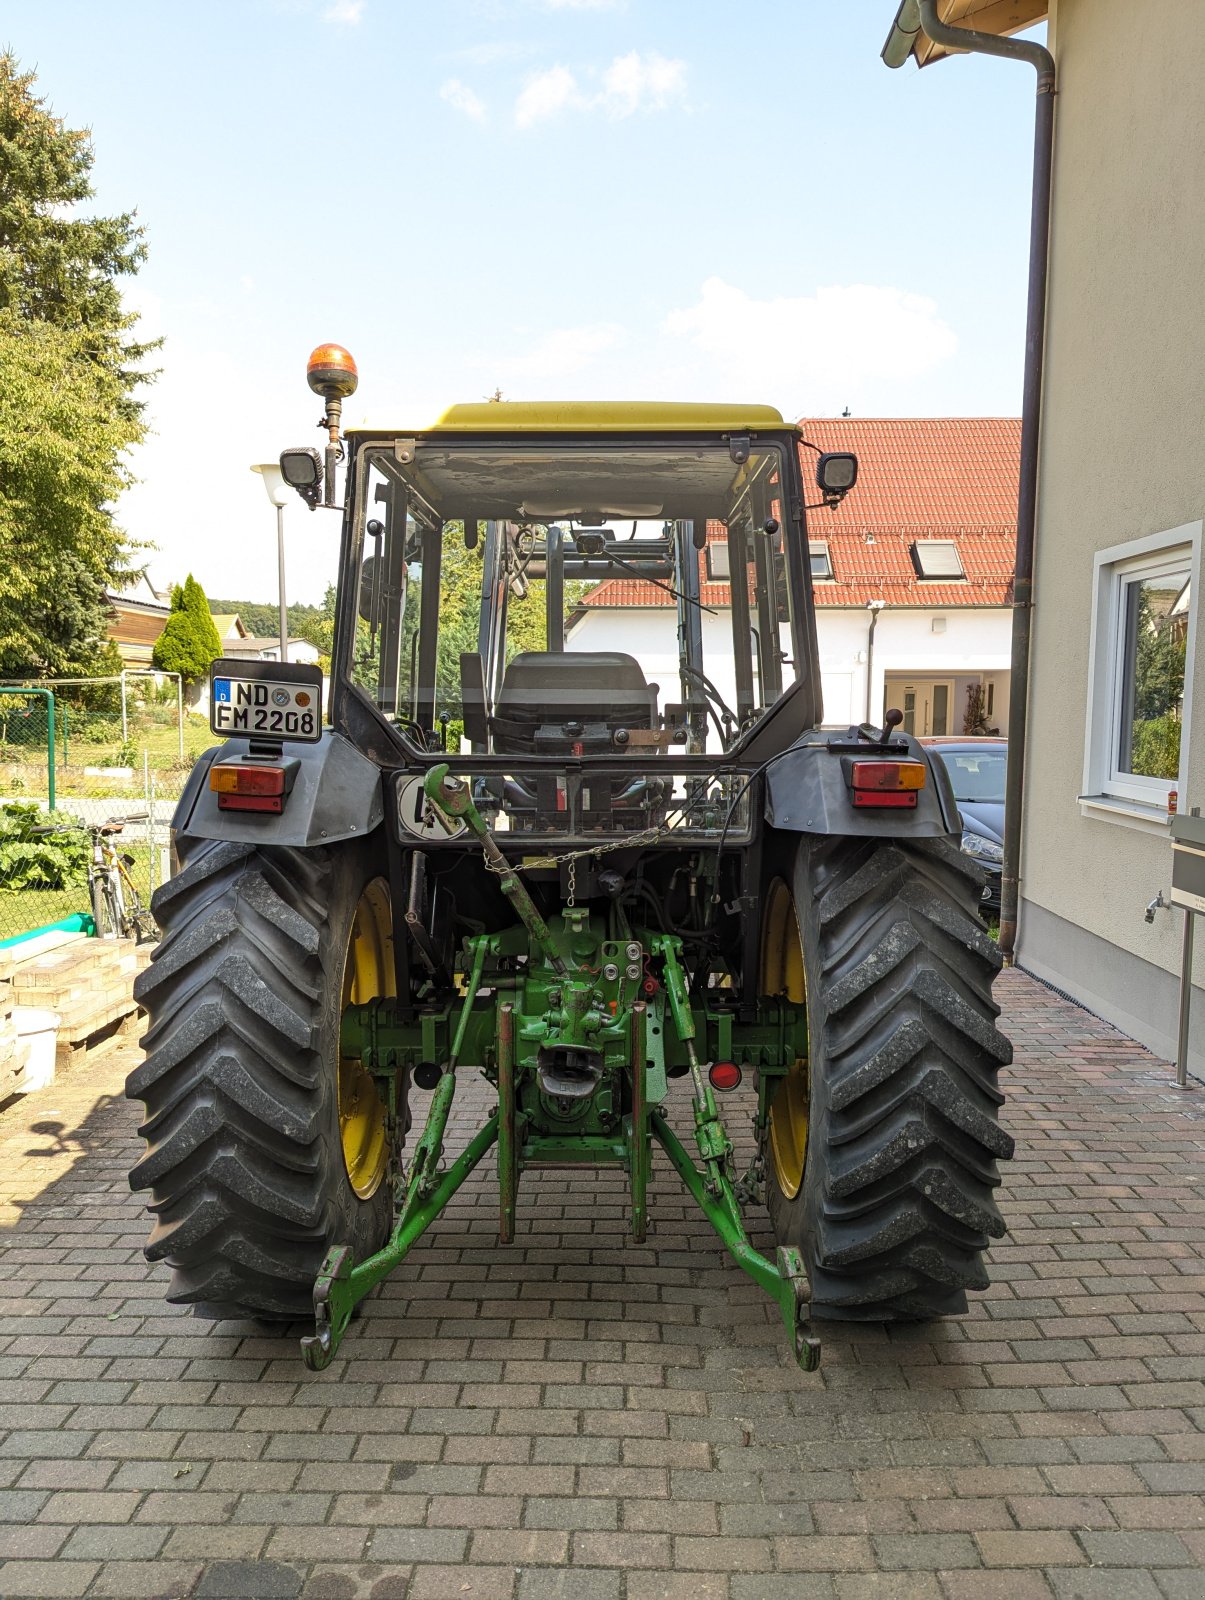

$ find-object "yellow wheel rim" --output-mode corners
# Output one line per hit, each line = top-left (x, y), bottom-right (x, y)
(762, 879), (809, 1201)
(339, 879), (394, 1200)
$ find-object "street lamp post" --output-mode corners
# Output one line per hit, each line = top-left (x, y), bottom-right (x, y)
(252, 463), (291, 663)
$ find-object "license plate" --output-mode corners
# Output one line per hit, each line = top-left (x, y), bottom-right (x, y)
(211, 674), (322, 742)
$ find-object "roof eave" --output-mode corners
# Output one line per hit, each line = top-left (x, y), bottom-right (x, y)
(882, 0), (1049, 70)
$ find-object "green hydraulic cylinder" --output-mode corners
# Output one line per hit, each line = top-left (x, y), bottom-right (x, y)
(497, 1000), (518, 1244)
(630, 1001), (649, 1243)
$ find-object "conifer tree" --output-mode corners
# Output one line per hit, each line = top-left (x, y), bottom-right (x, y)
(152, 576), (223, 685)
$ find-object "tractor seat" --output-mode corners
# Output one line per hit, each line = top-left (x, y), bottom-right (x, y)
(491, 652), (658, 755)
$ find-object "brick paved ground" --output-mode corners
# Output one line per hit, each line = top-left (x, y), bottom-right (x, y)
(1, 967), (1204, 1600)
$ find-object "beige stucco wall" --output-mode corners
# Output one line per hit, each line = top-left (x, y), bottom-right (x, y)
(1020, 0), (1205, 1028)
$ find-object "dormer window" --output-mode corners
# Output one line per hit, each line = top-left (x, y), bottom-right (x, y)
(911, 540), (965, 580)
(706, 540), (731, 581)
(810, 541), (835, 581)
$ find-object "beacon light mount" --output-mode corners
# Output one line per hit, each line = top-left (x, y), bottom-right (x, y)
(306, 343), (359, 509)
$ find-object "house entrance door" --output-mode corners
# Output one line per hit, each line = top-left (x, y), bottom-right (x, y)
(893, 679), (955, 737)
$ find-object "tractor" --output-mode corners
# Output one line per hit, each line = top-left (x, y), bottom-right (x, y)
(126, 344), (1014, 1371)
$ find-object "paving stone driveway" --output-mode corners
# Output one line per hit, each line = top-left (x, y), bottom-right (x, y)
(1, 969), (1204, 1600)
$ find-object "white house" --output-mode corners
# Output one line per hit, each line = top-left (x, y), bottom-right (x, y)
(192, 616), (321, 717)
(219, 635), (320, 667)
(570, 416), (1019, 737)
(210, 614), (250, 650)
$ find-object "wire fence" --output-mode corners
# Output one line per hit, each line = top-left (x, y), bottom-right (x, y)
(0, 690), (211, 943)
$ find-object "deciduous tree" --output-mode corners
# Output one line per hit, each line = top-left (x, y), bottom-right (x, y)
(0, 53), (157, 682)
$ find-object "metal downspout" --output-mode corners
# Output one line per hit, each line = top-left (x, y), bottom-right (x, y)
(865, 601), (885, 723)
(913, 0), (1055, 964)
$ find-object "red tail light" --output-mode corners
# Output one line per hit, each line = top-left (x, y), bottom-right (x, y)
(848, 759), (926, 809)
(210, 762), (289, 813)
(708, 1061), (743, 1091)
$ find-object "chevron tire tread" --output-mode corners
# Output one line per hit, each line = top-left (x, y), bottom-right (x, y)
(765, 834), (1014, 1321)
(126, 835), (392, 1320)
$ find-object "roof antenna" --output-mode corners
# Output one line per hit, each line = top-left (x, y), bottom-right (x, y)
(841, 406), (852, 418)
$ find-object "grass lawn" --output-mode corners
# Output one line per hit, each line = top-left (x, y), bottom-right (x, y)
(0, 885), (85, 936)
(58, 714), (211, 781)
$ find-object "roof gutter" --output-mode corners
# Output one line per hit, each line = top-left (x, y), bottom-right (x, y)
(881, 1), (923, 69)
(888, 1), (1055, 967)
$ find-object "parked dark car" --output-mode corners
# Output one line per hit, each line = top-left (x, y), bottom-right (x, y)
(922, 737), (1007, 918)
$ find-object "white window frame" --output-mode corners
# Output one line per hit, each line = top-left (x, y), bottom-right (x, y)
(1082, 521), (1201, 827)
(809, 540), (834, 582)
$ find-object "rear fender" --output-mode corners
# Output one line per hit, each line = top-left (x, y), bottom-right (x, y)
(764, 728), (960, 839)
(172, 732), (385, 849)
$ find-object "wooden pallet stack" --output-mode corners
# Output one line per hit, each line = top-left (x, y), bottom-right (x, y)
(0, 930), (151, 1079)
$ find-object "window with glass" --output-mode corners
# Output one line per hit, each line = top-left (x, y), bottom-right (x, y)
(1084, 525), (1200, 817)
(936, 746), (1007, 804)
(1116, 570), (1189, 780)
(911, 540), (965, 580)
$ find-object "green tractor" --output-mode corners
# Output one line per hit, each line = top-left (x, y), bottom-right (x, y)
(126, 346), (1013, 1371)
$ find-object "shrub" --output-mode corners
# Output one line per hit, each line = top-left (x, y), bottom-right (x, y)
(1131, 714), (1181, 780)
(0, 802), (88, 890)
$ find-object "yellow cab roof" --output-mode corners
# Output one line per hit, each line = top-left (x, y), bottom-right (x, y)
(347, 401), (796, 436)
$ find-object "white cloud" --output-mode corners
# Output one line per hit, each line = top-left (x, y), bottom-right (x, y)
(507, 322), (625, 381)
(515, 65), (580, 128)
(599, 51), (685, 117)
(514, 51), (686, 127)
(440, 78), (488, 122)
(322, 0), (363, 22)
(662, 278), (958, 407)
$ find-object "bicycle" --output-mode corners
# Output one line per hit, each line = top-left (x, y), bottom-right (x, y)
(32, 814), (158, 943)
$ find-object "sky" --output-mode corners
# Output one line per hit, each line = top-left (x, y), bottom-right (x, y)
(5, 0), (1046, 606)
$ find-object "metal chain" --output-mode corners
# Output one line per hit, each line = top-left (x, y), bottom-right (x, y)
(482, 825), (670, 882)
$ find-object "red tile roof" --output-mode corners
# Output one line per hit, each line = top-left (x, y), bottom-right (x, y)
(581, 417), (1020, 611)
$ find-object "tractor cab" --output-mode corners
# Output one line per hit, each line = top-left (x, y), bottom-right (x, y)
(327, 401), (852, 840)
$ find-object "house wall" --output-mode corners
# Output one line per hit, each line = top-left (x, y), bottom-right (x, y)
(870, 611), (1012, 734)
(107, 603), (170, 671)
(569, 605), (1012, 737)
(1019, 0), (1205, 1071)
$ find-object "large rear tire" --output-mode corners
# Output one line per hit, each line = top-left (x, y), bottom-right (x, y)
(762, 834), (1014, 1321)
(126, 836), (395, 1320)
